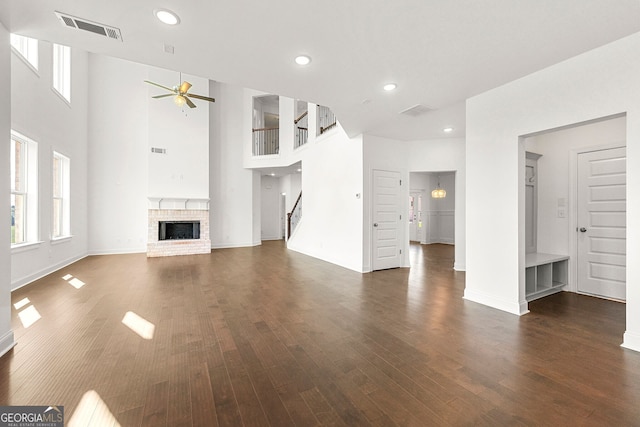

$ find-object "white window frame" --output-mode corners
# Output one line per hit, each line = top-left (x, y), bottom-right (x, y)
(11, 131), (39, 247)
(10, 34), (38, 71)
(52, 43), (71, 103)
(52, 151), (71, 240)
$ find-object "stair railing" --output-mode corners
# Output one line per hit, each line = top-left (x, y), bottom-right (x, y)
(295, 111), (309, 148)
(287, 191), (302, 240)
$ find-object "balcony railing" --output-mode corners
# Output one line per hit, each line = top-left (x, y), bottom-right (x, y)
(317, 105), (337, 135)
(253, 127), (279, 156)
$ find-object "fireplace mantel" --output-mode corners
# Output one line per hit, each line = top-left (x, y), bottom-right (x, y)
(148, 197), (210, 210)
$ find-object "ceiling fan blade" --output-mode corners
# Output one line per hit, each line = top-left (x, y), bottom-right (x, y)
(187, 93), (216, 103)
(184, 96), (197, 109)
(179, 81), (192, 94)
(144, 80), (176, 92)
(152, 94), (174, 99)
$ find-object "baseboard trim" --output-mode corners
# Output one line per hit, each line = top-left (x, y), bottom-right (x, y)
(622, 331), (640, 353)
(463, 288), (529, 316)
(211, 241), (261, 249)
(453, 262), (466, 271)
(0, 330), (16, 359)
(11, 253), (87, 291)
(88, 248), (146, 256)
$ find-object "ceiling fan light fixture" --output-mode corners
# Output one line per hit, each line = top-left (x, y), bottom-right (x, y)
(174, 94), (186, 106)
(155, 9), (180, 25)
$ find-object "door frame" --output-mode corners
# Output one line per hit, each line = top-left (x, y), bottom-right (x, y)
(568, 142), (627, 295)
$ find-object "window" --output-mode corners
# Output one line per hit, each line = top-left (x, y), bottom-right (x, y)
(52, 152), (71, 239)
(10, 132), (38, 246)
(52, 43), (71, 102)
(10, 34), (38, 70)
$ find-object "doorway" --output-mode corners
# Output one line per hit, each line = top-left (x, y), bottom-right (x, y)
(522, 114), (627, 303)
(409, 192), (423, 242)
(409, 172), (455, 246)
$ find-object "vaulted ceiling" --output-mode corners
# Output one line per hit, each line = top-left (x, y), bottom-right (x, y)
(2, 1), (640, 140)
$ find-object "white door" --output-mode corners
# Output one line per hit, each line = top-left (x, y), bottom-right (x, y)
(409, 192), (423, 242)
(373, 170), (402, 270)
(577, 147), (626, 300)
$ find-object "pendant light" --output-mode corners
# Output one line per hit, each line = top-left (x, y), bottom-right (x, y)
(431, 175), (446, 199)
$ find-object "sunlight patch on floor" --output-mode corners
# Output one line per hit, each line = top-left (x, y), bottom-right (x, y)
(68, 390), (121, 427)
(18, 305), (41, 328)
(62, 273), (86, 289)
(121, 311), (155, 340)
(69, 278), (86, 289)
(13, 297), (30, 310)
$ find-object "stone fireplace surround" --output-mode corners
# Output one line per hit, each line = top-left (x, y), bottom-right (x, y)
(147, 198), (211, 257)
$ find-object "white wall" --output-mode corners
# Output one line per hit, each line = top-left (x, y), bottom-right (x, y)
(88, 57), (212, 254)
(0, 23), (15, 357)
(260, 175), (281, 240)
(210, 81), (261, 248)
(288, 124), (364, 272)
(87, 54), (148, 254)
(407, 137), (466, 270)
(465, 31), (640, 352)
(147, 68), (209, 199)
(525, 115), (626, 258)
(362, 134), (410, 271)
(11, 39), (89, 288)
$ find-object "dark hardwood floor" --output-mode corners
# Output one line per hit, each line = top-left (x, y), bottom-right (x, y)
(2, 242), (640, 426)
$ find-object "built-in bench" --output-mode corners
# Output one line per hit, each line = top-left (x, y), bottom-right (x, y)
(525, 253), (569, 301)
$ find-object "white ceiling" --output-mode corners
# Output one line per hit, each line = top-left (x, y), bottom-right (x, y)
(2, 1), (640, 141)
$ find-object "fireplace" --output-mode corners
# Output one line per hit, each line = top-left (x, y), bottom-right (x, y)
(147, 198), (211, 257)
(159, 221), (200, 241)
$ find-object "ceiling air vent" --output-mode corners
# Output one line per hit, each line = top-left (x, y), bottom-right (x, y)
(398, 104), (433, 117)
(54, 11), (123, 42)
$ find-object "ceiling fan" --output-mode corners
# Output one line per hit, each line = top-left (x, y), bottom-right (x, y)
(144, 74), (215, 108)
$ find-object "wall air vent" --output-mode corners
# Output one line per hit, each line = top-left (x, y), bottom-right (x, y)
(54, 11), (123, 42)
(398, 104), (434, 117)
(151, 147), (167, 154)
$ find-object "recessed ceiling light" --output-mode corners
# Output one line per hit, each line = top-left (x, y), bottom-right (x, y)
(155, 9), (180, 25)
(443, 127), (454, 133)
(383, 83), (397, 91)
(270, 173), (275, 176)
(295, 55), (311, 65)
(296, 168), (302, 172)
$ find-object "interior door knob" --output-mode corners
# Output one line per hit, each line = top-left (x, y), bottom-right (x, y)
(373, 223), (379, 227)
(579, 227), (587, 232)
